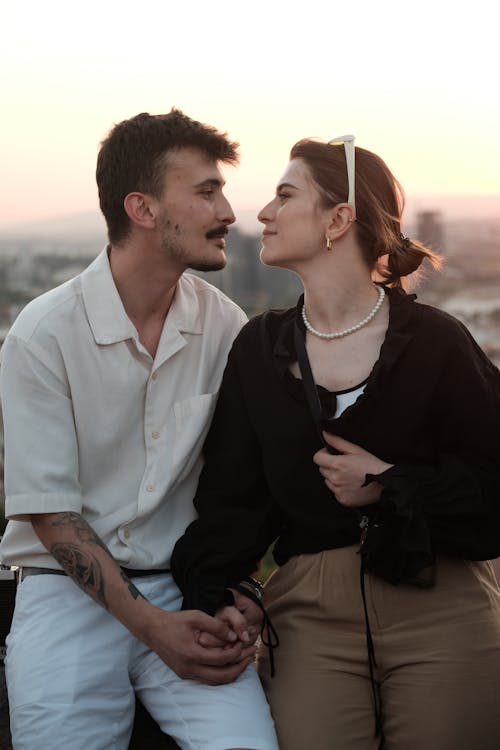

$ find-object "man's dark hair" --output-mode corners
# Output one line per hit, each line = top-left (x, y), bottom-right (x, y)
(96, 108), (239, 244)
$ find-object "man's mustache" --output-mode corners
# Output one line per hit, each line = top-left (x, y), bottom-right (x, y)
(205, 226), (229, 239)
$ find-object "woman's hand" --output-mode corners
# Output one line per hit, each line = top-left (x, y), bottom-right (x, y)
(313, 433), (393, 507)
(198, 588), (263, 649)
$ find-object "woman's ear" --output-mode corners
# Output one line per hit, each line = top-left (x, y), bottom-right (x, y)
(326, 202), (356, 240)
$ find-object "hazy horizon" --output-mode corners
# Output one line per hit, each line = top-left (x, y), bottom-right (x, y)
(1, 193), (499, 239)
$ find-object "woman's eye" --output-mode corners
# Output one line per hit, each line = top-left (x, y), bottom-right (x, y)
(277, 192), (290, 203)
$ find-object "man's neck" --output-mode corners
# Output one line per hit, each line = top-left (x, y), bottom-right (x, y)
(108, 243), (182, 358)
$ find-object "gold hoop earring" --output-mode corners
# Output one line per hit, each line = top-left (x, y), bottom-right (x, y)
(326, 236), (333, 251)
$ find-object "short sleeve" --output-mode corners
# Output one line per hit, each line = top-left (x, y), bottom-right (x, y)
(1, 335), (82, 520)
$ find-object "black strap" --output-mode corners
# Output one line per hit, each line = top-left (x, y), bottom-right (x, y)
(293, 319), (322, 436)
(293, 320), (340, 454)
(294, 316), (384, 746)
(360, 556), (385, 747)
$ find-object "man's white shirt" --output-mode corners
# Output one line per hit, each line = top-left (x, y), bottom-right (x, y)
(0, 248), (247, 569)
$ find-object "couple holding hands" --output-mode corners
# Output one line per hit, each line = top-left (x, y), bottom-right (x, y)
(2, 109), (500, 750)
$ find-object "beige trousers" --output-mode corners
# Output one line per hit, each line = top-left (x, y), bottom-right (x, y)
(257, 546), (500, 750)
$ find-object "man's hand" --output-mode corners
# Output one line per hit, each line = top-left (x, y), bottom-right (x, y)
(313, 433), (393, 507)
(139, 604), (257, 685)
(30, 511), (254, 686)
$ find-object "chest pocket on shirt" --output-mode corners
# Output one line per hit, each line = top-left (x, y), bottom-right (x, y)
(171, 392), (218, 482)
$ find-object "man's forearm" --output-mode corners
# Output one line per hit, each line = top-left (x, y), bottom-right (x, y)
(29, 511), (254, 684)
(30, 511), (147, 624)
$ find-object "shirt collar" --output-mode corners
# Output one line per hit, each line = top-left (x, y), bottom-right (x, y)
(80, 248), (204, 346)
(166, 273), (203, 336)
(81, 248), (137, 345)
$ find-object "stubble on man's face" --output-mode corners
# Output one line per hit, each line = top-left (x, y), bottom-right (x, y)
(159, 212), (228, 273)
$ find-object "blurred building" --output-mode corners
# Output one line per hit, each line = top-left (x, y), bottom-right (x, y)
(416, 210), (444, 253)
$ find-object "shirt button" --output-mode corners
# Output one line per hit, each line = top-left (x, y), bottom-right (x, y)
(124, 529), (130, 539)
(146, 484), (155, 492)
(152, 431), (160, 440)
(151, 373), (158, 381)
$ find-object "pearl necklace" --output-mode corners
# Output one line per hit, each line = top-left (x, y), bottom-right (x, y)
(301, 285), (386, 339)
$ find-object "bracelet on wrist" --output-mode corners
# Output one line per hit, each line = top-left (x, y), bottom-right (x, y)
(244, 576), (264, 592)
(238, 577), (264, 602)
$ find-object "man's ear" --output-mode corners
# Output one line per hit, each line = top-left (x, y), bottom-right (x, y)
(123, 192), (158, 230)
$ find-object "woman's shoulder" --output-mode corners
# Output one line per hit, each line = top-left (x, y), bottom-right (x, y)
(234, 304), (296, 342)
(390, 287), (477, 342)
(388, 286), (499, 370)
(415, 299), (467, 330)
(411, 296), (500, 376)
(413, 298), (480, 345)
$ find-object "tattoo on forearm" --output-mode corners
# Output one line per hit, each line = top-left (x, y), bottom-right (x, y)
(120, 571), (144, 601)
(50, 513), (145, 605)
(52, 512), (108, 552)
(51, 542), (107, 608)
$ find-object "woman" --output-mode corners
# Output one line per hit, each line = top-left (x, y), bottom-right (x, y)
(171, 136), (500, 749)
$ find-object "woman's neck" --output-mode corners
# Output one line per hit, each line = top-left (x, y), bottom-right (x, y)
(301, 273), (381, 334)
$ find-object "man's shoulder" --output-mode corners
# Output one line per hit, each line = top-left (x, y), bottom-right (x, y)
(181, 273), (247, 322)
(6, 275), (83, 344)
(181, 272), (240, 307)
(5, 250), (109, 345)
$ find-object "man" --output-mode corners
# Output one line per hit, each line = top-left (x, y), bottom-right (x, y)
(0, 109), (278, 750)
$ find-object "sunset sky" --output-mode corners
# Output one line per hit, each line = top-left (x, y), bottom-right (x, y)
(1, 0), (499, 233)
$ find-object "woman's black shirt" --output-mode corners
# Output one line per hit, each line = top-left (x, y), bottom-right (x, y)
(171, 287), (500, 614)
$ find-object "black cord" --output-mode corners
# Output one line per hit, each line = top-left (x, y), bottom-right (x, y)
(295, 314), (385, 745)
(233, 584), (280, 678)
(359, 556), (385, 748)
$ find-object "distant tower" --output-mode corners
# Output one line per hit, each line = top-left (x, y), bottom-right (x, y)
(416, 210), (444, 252)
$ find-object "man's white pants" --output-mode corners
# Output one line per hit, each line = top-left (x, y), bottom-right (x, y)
(6, 572), (278, 750)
